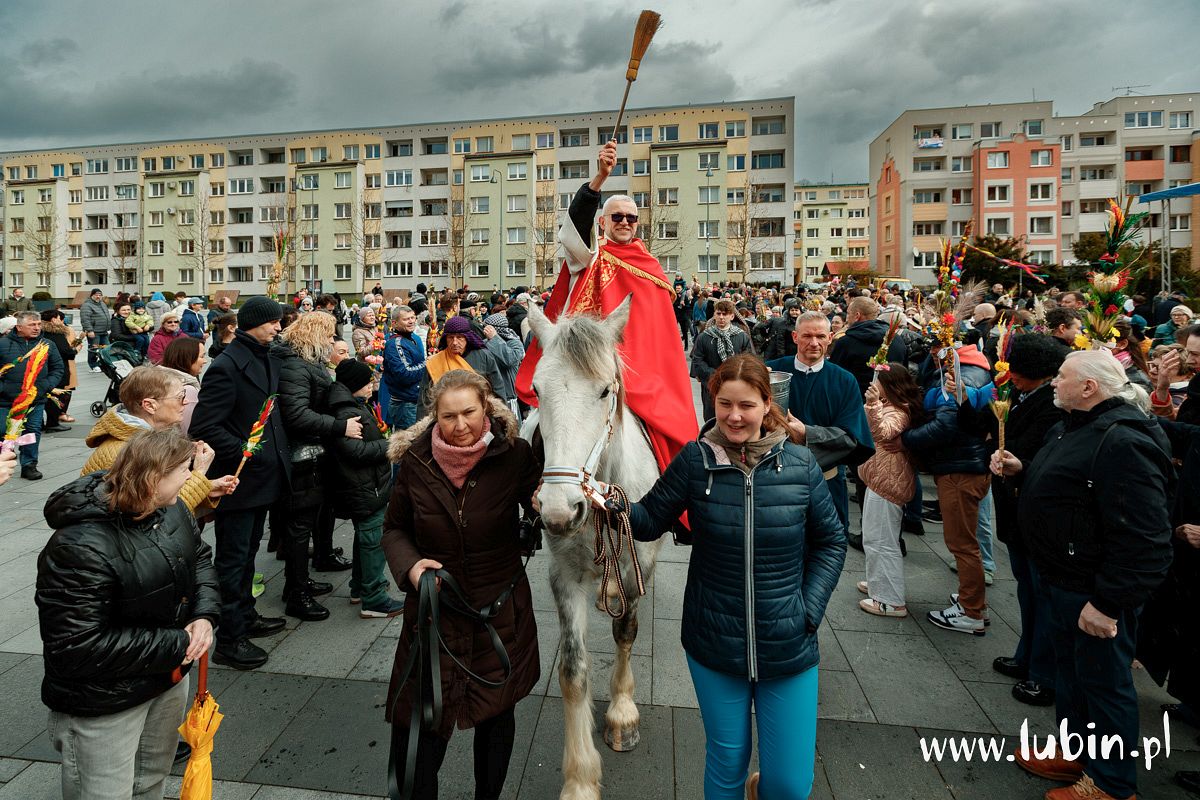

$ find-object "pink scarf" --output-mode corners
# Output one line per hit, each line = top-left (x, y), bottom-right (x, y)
(430, 417), (493, 489)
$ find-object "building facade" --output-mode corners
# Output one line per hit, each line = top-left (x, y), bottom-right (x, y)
(0, 97), (794, 299)
(792, 182), (870, 283)
(869, 94), (1198, 283)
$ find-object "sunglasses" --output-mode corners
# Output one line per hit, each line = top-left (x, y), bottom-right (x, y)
(609, 213), (638, 224)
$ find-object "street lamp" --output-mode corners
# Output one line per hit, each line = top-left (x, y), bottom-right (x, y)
(491, 168), (504, 294)
(704, 167), (713, 279)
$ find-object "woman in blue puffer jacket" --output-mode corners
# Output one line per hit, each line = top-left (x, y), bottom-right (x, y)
(600, 354), (846, 800)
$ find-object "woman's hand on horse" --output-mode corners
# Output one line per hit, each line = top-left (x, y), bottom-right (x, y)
(344, 417), (364, 439)
(408, 559), (443, 591)
(530, 481), (542, 513)
(587, 481), (611, 510)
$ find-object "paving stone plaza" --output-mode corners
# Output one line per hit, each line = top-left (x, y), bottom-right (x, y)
(0, 364), (1196, 799)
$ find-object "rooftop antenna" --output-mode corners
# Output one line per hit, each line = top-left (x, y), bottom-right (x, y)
(1112, 84), (1150, 96)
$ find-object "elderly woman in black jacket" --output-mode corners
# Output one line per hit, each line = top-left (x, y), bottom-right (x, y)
(36, 429), (219, 800)
(273, 312), (362, 622)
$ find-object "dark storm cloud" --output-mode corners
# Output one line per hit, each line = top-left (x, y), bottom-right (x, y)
(20, 38), (79, 66)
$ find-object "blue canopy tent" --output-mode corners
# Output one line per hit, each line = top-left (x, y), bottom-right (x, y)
(1139, 181), (1200, 294)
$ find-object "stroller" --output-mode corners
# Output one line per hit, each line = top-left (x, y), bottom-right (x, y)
(89, 341), (144, 418)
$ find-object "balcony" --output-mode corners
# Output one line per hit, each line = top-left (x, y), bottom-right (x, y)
(1078, 212), (1110, 233)
(912, 202), (948, 222)
(1077, 179), (1118, 200)
(1124, 159), (1164, 182)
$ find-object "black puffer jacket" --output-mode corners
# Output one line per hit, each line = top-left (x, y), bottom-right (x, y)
(627, 424), (846, 681)
(1018, 398), (1174, 617)
(36, 473), (220, 717)
(272, 340), (339, 450)
(326, 381), (391, 520)
(754, 308), (800, 362)
(901, 355), (995, 475)
(829, 317), (890, 396)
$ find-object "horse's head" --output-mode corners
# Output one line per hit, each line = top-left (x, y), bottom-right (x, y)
(529, 295), (632, 536)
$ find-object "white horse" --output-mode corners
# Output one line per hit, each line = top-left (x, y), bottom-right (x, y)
(524, 297), (664, 800)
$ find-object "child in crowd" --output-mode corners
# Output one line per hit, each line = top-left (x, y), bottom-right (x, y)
(857, 363), (925, 617)
(327, 358), (404, 618)
(125, 302), (154, 356)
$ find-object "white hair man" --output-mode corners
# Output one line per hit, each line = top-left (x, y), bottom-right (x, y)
(994, 350), (1172, 799)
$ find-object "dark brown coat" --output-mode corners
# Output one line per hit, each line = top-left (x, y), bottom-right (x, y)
(382, 400), (541, 736)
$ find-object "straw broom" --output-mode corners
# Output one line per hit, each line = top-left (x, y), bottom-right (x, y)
(609, 10), (663, 140)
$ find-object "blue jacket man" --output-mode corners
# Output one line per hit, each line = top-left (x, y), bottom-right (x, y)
(180, 299), (208, 341)
(383, 308), (426, 431)
(0, 314), (66, 478)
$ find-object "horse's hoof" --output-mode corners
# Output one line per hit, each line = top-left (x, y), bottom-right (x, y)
(604, 723), (641, 752)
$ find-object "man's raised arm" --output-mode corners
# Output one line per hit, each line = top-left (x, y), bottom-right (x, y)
(568, 139), (618, 245)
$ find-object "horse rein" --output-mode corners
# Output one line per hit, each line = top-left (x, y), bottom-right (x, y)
(540, 381), (646, 619)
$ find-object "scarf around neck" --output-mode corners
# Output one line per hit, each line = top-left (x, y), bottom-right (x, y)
(702, 425), (787, 473)
(709, 323), (736, 360)
(431, 416), (493, 488)
(426, 349), (474, 384)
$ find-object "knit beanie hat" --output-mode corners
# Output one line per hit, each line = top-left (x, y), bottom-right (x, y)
(335, 358), (374, 393)
(238, 296), (283, 330)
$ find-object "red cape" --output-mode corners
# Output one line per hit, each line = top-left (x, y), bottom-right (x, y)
(516, 237), (698, 475)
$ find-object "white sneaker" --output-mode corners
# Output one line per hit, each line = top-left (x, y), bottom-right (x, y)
(91, 366), (101, 373)
(928, 602), (986, 636)
(857, 580), (868, 594)
(950, 593), (991, 626)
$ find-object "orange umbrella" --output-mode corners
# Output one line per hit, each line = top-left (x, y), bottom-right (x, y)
(176, 654), (223, 800)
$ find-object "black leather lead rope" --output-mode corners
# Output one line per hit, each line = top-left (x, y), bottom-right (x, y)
(387, 562), (527, 800)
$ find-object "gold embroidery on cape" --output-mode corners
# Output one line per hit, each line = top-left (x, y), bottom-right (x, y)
(570, 245), (672, 316)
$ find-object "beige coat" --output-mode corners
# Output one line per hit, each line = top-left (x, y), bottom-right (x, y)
(856, 398), (916, 505)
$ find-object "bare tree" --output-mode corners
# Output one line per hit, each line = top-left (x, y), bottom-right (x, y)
(343, 186), (382, 294)
(21, 201), (69, 292)
(107, 223), (139, 292)
(515, 181), (561, 290)
(262, 188), (297, 300)
(639, 183), (686, 265)
(435, 182), (486, 290)
(723, 174), (773, 284)
(174, 191), (220, 297)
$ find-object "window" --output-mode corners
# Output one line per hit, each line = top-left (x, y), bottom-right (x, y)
(386, 169), (412, 187)
(1061, 167), (1073, 182)
(506, 134), (529, 151)
(980, 122), (1001, 138)
(559, 130), (587, 148)
(86, 159), (109, 174)
(913, 126), (942, 140)
(1060, 134), (1073, 152)
(986, 152), (1009, 169)
(85, 186), (109, 201)
(419, 261), (448, 277)
(418, 229), (447, 247)
(301, 234), (319, 250)
(1125, 181), (1153, 197)
(1061, 201), (1073, 217)
(848, 227), (866, 237)
(1080, 134), (1110, 147)
(751, 151), (784, 169)
(1170, 214), (1191, 231)
(335, 172), (351, 189)
(453, 138), (471, 154)
(470, 196), (490, 213)
(693, 254), (718, 273)
(229, 178), (254, 194)
(656, 188), (678, 205)
(632, 191), (649, 208)
(986, 184), (1010, 203)
(536, 164), (554, 181)
(334, 202), (351, 219)
(1080, 199), (1108, 214)
(506, 227), (525, 244)
(507, 162), (527, 180)
(698, 122), (719, 139)
(726, 154), (745, 172)
(656, 222), (678, 239)
(1124, 111), (1162, 128)
(1169, 111), (1193, 129)
(176, 268), (194, 285)
(914, 251), (940, 267)
(951, 156), (972, 172)
(384, 261), (413, 277)
(725, 120), (745, 138)
(951, 221), (970, 237)
(698, 220), (719, 239)
(752, 117), (785, 135)
(299, 204), (318, 221)
(1029, 216), (1053, 235)
(113, 212), (137, 228)
(365, 172), (382, 189)
(1079, 167), (1114, 181)
(913, 190), (942, 203)
(654, 155), (678, 173)
(52, 163), (65, 177)
(501, 259), (525, 278)
(627, 126), (650, 145)
(913, 157), (943, 172)
(209, 238), (225, 254)
(804, 208), (818, 219)
(210, 182), (224, 196)
(70, 162), (82, 176)
(476, 136), (494, 153)
(658, 125), (679, 142)
(559, 162), (587, 179)
(467, 165), (488, 183)
(334, 233), (351, 250)
(178, 180), (195, 196)
(698, 186), (720, 204)
(536, 132), (555, 149)
(1030, 149), (1053, 166)
(755, 184), (785, 203)
(805, 247), (820, 258)
(698, 152), (720, 171)
(310, 147), (327, 162)
(177, 209), (195, 225)
(467, 260), (489, 278)
(507, 195), (527, 213)
(343, 144), (360, 161)
(469, 228), (490, 246)
(913, 222), (943, 236)
(1023, 119), (1044, 135)
(289, 148), (307, 165)
(1029, 182), (1054, 201)
(1170, 145), (1191, 163)
(985, 217), (1011, 236)
(805, 227), (819, 238)
(179, 239), (196, 255)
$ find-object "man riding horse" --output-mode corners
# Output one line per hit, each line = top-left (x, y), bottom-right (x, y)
(515, 138), (698, 474)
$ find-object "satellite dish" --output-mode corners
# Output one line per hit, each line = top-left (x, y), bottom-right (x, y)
(911, 246), (920, 258)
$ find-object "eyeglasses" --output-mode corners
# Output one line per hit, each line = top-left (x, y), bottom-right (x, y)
(163, 320), (179, 325)
(609, 213), (639, 224)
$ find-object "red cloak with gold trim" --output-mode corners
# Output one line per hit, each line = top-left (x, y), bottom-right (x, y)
(516, 237), (697, 475)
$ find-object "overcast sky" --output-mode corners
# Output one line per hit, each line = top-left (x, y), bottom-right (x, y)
(2, 0), (1197, 181)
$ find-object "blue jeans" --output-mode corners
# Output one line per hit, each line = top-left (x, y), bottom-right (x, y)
(975, 488), (996, 573)
(1008, 546), (1056, 686)
(687, 654), (819, 799)
(0, 401), (44, 466)
(1046, 585), (1141, 798)
(86, 332), (109, 368)
(389, 399), (417, 431)
(349, 509), (390, 607)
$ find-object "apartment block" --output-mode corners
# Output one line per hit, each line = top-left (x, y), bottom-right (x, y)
(792, 183), (870, 283)
(869, 93), (1198, 283)
(0, 97), (794, 299)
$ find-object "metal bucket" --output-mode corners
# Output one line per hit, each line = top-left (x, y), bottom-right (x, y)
(769, 371), (792, 409)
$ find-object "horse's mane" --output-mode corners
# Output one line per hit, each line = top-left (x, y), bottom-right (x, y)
(550, 313), (623, 383)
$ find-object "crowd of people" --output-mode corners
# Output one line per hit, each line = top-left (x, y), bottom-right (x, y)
(3, 164), (1197, 798)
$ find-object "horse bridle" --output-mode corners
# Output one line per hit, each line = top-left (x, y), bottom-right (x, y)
(539, 380), (646, 619)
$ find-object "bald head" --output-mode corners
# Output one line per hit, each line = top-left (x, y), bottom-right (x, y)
(846, 296), (879, 324)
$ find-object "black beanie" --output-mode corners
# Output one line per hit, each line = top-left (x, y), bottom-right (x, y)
(238, 296), (283, 330)
(335, 358), (374, 394)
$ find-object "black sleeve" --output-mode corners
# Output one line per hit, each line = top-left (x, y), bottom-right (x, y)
(568, 182), (601, 246)
(277, 364), (340, 440)
(190, 359), (244, 459)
